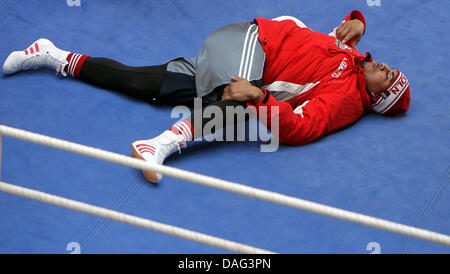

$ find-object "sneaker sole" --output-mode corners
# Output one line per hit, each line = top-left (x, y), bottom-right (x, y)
(131, 144), (159, 183)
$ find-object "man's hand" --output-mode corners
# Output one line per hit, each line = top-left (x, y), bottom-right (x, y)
(336, 19), (364, 48)
(222, 76), (265, 104)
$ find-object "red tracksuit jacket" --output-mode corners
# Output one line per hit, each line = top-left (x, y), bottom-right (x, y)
(248, 10), (373, 146)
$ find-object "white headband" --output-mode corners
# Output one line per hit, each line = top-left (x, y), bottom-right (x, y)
(371, 71), (409, 114)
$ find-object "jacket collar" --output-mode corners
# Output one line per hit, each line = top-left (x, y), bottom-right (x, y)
(354, 52), (373, 112)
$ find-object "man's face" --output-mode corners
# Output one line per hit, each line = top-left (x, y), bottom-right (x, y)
(361, 60), (398, 103)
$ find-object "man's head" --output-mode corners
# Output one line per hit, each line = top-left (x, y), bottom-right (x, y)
(360, 57), (410, 115)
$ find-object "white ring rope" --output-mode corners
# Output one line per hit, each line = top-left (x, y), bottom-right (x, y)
(0, 133), (3, 180)
(0, 180), (273, 254)
(1, 124), (449, 247)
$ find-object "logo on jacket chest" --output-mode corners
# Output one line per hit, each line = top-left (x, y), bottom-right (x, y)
(331, 57), (348, 79)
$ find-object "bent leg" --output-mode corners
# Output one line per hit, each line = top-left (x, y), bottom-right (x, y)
(185, 99), (250, 140)
(132, 98), (251, 183)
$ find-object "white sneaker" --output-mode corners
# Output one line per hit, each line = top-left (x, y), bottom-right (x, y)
(131, 130), (185, 183)
(2, 38), (70, 76)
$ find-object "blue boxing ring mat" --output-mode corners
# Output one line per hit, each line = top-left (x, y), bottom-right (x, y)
(0, 0), (449, 254)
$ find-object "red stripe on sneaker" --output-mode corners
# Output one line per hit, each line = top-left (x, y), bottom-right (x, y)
(138, 146), (155, 153)
(34, 43), (40, 52)
(139, 149), (155, 155)
(24, 49), (29, 55)
(137, 145), (156, 152)
(29, 47), (34, 54)
(136, 144), (151, 149)
(136, 144), (156, 150)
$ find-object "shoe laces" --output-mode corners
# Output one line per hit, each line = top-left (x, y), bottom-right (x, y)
(153, 132), (185, 164)
(22, 51), (67, 76)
